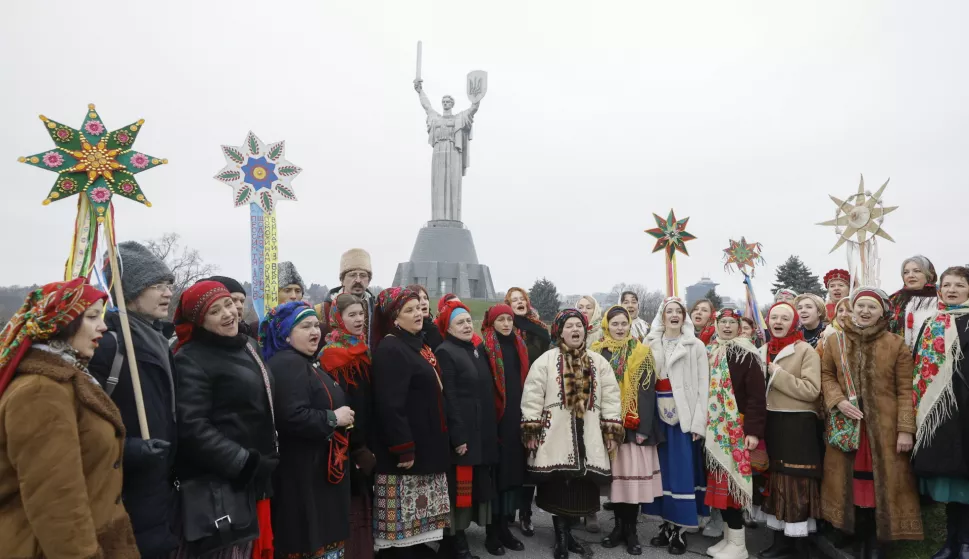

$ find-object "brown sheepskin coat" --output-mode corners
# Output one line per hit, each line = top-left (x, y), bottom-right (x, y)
(0, 349), (139, 558)
(819, 319), (923, 541)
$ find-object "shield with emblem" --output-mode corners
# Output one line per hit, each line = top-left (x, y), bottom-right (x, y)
(467, 70), (488, 104)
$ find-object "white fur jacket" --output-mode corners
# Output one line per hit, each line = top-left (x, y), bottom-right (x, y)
(646, 317), (710, 437)
(520, 347), (623, 485)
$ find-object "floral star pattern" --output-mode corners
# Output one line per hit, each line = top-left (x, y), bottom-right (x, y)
(645, 209), (696, 258)
(214, 131), (301, 213)
(723, 237), (765, 276)
(19, 103), (166, 221)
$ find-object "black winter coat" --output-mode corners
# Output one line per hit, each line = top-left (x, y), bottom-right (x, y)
(88, 311), (180, 558)
(422, 316), (444, 350)
(490, 332), (528, 492)
(371, 328), (450, 475)
(174, 329), (277, 499)
(514, 315), (550, 367)
(437, 336), (499, 466)
(269, 349), (350, 555)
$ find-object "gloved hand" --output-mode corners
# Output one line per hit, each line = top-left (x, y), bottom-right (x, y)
(124, 438), (172, 470)
(351, 447), (377, 476)
(234, 449), (279, 488)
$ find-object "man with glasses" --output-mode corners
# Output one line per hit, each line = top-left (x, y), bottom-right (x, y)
(89, 241), (181, 558)
(319, 248), (375, 344)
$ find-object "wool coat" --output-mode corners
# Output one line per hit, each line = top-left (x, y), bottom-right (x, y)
(514, 315), (551, 367)
(647, 333), (710, 436)
(819, 319), (923, 541)
(0, 349), (139, 559)
(436, 336), (499, 467)
(521, 348), (623, 486)
(760, 340), (821, 415)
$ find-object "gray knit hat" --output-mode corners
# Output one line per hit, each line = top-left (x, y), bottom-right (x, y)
(277, 261), (305, 291)
(104, 241), (175, 302)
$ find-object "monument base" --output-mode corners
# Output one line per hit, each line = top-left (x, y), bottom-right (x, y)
(393, 220), (496, 300)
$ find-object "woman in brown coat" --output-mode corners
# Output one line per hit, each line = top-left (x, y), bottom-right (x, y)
(820, 287), (923, 558)
(0, 278), (139, 559)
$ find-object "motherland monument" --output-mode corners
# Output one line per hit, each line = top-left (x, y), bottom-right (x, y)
(393, 41), (497, 299)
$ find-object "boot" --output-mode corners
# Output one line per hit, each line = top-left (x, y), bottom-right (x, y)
(552, 516), (570, 559)
(712, 527), (748, 559)
(792, 537), (810, 559)
(650, 521), (672, 547)
(567, 525), (587, 555)
(668, 525), (688, 556)
(935, 504), (962, 559)
(759, 531), (795, 559)
(704, 508), (725, 538)
(625, 511), (643, 556)
(584, 513), (600, 534)
(497, 522), (524, 552)
(706, 535), (728, 557)
(453, 531), (478, 559)
(518, 511), (535, 537)
(484, 524), (505, 556)
(600, 510), (625, 549)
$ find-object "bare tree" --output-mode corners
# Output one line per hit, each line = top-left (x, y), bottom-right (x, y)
(145, 233), (218, 319)
(608, 283), (665, 325)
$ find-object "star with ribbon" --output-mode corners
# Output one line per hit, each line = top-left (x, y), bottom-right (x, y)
(723, 237), (765, 276)
(645, 209), (696, 258)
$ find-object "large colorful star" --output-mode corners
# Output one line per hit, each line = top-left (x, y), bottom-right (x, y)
(723, 237), (765, 276)
(18, 103), (166, 221)
(817, 175), (897, 253)
(645, 209), (696, 258)
(214, 131), (301, 213)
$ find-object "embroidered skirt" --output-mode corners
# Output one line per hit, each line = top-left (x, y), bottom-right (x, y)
(853, 422), (876, 509)
(373, 473), (450, 549)
(641, 422), (708, 528)
(705, 471), (743, 511)
(536, 477), (601, 517)
(611, 442), (663, 504)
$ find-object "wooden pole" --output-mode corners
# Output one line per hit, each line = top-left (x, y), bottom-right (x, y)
(104, 213), (151, 439)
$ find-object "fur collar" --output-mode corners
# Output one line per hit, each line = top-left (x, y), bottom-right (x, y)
(558, 345), (593, 418)
(16, 349), (125, 436)
(842, 316), (890, 343)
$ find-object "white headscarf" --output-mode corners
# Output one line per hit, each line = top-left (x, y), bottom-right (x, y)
(646, 296), (697, 342)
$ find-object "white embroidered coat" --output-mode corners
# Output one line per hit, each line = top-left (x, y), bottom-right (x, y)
(520, 348), (622, 483)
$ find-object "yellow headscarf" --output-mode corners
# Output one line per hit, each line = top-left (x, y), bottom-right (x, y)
(591, 306), (655, 425)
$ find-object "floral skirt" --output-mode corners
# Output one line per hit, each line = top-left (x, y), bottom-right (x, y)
(373, 473), (450, 549)
(611, 442), (663, 504)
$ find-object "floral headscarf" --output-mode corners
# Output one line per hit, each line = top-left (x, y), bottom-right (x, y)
(590, 305), (654, 430)
(481, 304), (529, 420)
(551, 308), (588, 346)
(260, 301), (318, 361)
(320, 296), (371, 387)
(0, 278), (107, 395)
(372, 287), (419, 350)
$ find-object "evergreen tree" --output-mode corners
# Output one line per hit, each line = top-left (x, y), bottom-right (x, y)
(704, 288), (724, 310)
(529, 277), (561, 322)
(771, 255), (826, 298)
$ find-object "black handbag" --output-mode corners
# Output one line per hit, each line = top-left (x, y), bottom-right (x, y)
(180, 476), (258, 553)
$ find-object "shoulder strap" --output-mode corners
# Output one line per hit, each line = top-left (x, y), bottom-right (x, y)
(244, 342), (278, 451)
(105, 331), (123, 397)
(835, 332), (857, 402)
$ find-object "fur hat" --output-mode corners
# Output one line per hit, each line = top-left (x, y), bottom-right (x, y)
(277, 261), (305, 291)
(104, 241), (175, 302)
(340, 248), (372, 279)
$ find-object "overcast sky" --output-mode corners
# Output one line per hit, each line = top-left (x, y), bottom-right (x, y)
(3, 1), (967, 303)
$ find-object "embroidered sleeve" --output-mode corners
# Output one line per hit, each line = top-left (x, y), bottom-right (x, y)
(521, 355), (549, 448)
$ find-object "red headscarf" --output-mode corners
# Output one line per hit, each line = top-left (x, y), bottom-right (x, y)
(436, 300), (483, 346)
(173, 280), (232, 352)
(0, 278), (107, 396)
(765, 301), (804, 363)
(437, 293), (459, 314)
(320, 298), (371, 387)
(481, 304), (530, 420)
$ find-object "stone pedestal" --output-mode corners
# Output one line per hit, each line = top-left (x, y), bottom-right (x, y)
(393, 220), (496, 299)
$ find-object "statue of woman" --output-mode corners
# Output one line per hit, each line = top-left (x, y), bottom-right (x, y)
(414, 79), (480, 223)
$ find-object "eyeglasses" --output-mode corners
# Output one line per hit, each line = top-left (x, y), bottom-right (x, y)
(345, 272), (369, 281)
(148, 283), (174, 293)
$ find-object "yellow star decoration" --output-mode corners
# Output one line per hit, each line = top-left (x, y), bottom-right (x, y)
(817, 174), (897, 253)
(63, 138), (125, 186)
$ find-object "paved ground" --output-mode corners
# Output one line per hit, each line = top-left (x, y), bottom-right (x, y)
(464, 507), (775, 559)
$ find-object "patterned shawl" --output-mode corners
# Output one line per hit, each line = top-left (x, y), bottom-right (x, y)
(481, 304), (530, 420)
(913, 300), (969, 451)
(590, 305), (654, 429)
(259, 301), (318, 361)
(320, 301), (371, 387)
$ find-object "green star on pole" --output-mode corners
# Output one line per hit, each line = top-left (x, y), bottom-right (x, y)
(645, 209), (696, 259)
(723, 236), (765, 276)
(18, 103), (167, 222)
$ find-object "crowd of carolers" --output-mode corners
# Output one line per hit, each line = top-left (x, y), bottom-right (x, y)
(0, 245), (967, 559)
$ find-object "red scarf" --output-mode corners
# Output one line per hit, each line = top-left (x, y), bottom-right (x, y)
(482, 305), (530, 420)
(319, 306), (371, 387)
(765, 302), (804, 363)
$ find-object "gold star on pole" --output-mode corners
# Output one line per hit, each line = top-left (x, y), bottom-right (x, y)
(817, 174), (897, 253)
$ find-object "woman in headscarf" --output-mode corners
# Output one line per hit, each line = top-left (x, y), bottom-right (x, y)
(643, 297), (710, 555)
(0, 279), (140, 558)
(591, 306), (664, 556)
(480, 303), (531, 555)
(821, 288), (923, 557)
(521, 308), (623, 559)
(818, 298), (852, 362)
(410, 284), (444, 350)
(576, 295), (604, 349)
(504, 286), (552, 536)
(889, 255), (939, 349)
(174, 281), (278, 558)
(912, 266), (969, 559)
(370, 287), (452, 558)
(775, 289), (799, 304)
(690, 299), (717, 346)
(740, 315), (765, 348)
(260, 301), (355, 559)
(795, 293), (827, 349)
(436, 300), (500, 559)
(703, 309), (767, 559)
(757, 302), (822, 559)
(320, 293), (377, 559)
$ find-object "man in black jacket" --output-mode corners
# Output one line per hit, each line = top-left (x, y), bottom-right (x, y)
(89, 241), (180, 559)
